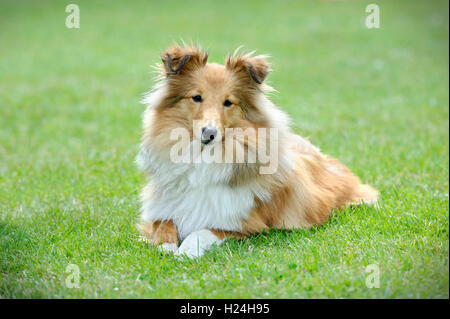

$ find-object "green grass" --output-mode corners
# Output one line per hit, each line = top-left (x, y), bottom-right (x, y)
(0, 0), (448, 298)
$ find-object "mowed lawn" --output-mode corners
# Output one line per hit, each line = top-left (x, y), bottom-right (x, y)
(0, 0), (448, 298)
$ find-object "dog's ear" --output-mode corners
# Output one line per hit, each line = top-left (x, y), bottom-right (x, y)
(161, 45), (208, 77)
(226, 51), (271, 85)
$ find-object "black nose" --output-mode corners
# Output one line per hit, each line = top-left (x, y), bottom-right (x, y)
(201, 126), (217, 144)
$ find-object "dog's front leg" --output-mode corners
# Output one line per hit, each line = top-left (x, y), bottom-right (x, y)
(175, 229), (244, 258)
(138, 220), (179, 254)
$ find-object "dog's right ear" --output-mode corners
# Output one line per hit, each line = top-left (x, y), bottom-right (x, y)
(161, 45), (208, 77)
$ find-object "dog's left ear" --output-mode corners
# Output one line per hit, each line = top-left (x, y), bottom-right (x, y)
(226, 51), (271, 85)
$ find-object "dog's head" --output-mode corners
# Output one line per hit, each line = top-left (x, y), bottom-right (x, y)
(139, 44), (290, 179)
(144, 45), (273, 148)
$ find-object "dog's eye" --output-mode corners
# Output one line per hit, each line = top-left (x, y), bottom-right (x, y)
(192, 95), (202, 103)
(223, 100), (232, 107)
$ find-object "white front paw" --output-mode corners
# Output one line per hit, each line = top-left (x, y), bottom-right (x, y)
(159, 243), (178, 254)
(175, 229), (222, 258)
(139, 236), (178, 254)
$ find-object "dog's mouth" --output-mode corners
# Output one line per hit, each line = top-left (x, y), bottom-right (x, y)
(201, 138), (215, 145)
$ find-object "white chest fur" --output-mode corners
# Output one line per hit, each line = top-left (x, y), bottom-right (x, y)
(138, 149), (258, 240)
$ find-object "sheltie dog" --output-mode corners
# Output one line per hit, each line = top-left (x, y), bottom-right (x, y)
(136, 44), (378, 258)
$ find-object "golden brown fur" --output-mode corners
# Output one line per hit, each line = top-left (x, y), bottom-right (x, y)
(138, 220), (179, 245)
